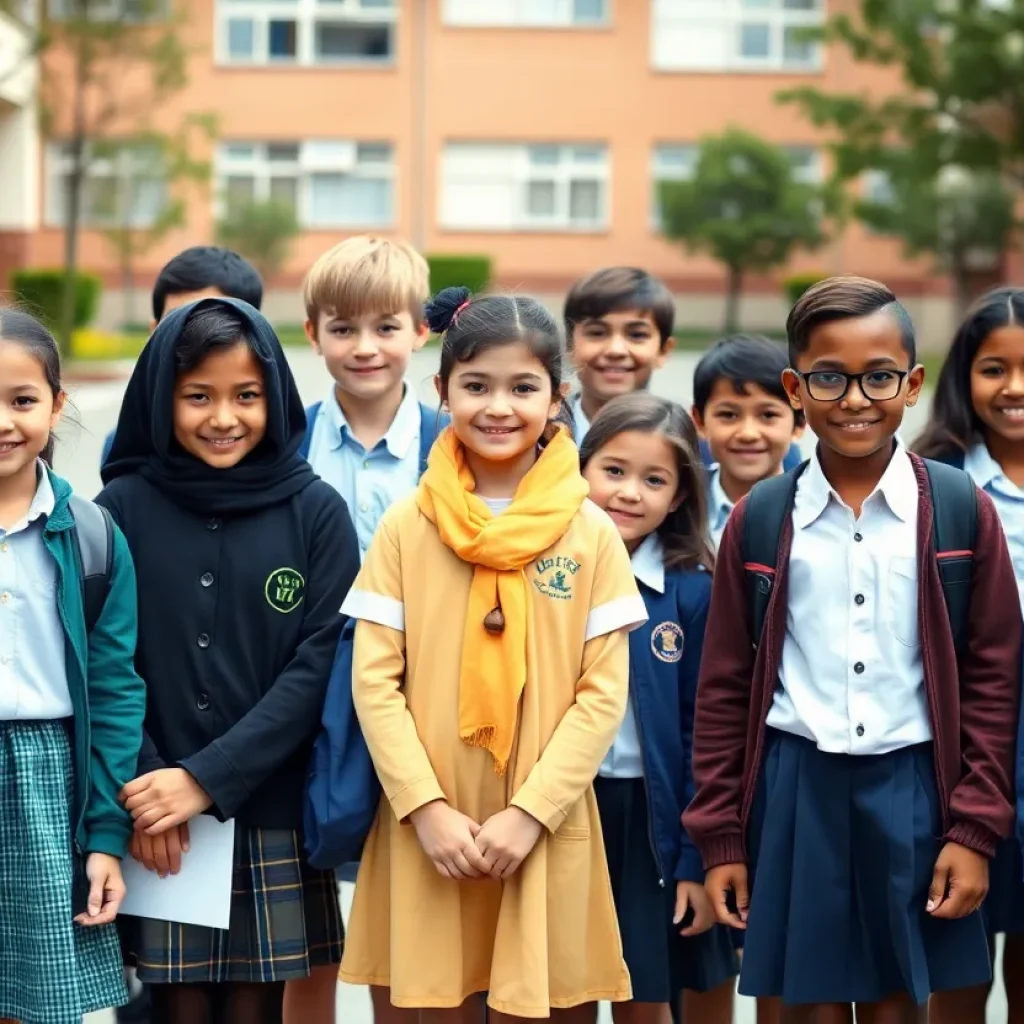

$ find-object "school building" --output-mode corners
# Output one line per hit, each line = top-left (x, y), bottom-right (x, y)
(0, 0), (1007, 340)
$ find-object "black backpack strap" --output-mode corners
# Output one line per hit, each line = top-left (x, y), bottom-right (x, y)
(742, 463), (808, 650)
(922, 459), (978, 659)
(68, 494), (114, 634)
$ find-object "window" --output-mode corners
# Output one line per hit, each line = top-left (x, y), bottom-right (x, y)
(217, 0), (395, 66)
(442, 0), (608, 28)
(440, 143), (608, 232)
(650, 142), (822, 227)
(216, 140), (395, 229)
(46, 142), (167, 228)
(652, 0), (824, 72)
(47, 0), (169, 20)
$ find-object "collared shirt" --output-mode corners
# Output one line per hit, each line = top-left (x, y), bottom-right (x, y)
(964, 442), (1024, 613)
(768, 442), (931, 754)
(706, 466), (735, 553)
(0, 464), (71, 720)
(598, 533), (664, 779)
(306, 384), (422, 559)
(570, 394), (591, 444)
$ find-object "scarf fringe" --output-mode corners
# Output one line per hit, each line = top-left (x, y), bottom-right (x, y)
(460, 726), (509, 777)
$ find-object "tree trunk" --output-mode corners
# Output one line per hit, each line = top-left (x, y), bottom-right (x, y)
(951, 256), (972, 324)
(59, 34), (89, 360)
(724, 265), (743, 334)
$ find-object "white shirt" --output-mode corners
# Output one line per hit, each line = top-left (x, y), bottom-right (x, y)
(0, 465), (72, 720)
(767, 443), (931, 754)
(598, 534), (663, 779)
(706, 466), (734, 553)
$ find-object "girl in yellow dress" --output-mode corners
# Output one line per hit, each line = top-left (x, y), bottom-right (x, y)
(339, 286), (649, 1022)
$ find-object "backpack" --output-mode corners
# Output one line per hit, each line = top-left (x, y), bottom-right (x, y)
(298, 400), (447, 473)
(743, 458), (978, 658)
(304, 618), (381, 870)
(67, 494), (114, 634)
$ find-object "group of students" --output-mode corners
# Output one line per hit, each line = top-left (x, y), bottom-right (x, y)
(0, 234), (1021, 1024)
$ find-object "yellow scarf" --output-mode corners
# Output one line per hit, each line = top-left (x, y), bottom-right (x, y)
(417, 425), (589, 774)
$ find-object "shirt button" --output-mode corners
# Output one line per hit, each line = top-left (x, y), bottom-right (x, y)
(360, 503), (368, 513)
(854, 532), (863, 542)
(206, 519), (220, 531)
(197, 694), (210, 711)
(856, 724), (865, 737)
(197, 633), (210, 649)
(854, 593), (865, 605)
(200, 572), (214, 587)
(1, 592), (10, 605)
(854, 661), (865, 674)
(1, 542), (9, 553)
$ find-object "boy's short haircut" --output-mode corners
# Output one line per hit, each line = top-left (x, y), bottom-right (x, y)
(563, 267), (675, 349)
(152, 246), (263, 321)
(303, 236), (430, 324)
(786, 275), (916, 367)
(693, 334), (806, 427)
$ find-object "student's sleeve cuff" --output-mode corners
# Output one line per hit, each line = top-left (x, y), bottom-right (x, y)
(341, 589), (405, 632)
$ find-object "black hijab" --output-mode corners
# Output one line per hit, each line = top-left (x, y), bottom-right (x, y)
(101, 297), (318, 516)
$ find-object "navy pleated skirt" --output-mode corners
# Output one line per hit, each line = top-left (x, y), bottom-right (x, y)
(594, 776), (738, 1001)
(984, 838), (1024, 935)
(740, 729), (991, 1006)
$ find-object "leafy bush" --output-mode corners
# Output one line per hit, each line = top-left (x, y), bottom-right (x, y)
(783, 272), (828, 307)
(10, 269), (102, 330)
(426, 254), (492, 295)
(215, 199), (300, 282)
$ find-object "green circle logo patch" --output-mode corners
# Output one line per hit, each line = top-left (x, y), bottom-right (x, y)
(265, 567), (305, 613)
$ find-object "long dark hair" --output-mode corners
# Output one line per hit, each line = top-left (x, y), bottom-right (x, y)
(914, 286), (1024, 459)
(0, 307), (63, 466)
(579, 393), (714, 572)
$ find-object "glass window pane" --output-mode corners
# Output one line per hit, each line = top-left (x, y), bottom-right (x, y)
(571, 145), (604, 164)
(127, 177), (165, 226)
(359, 0), (393, 7)
(783, 0), (819, 9)
(572, 0), (605, 22)
(357, 142), (392, 165)
(314, 21), (391, 59)
(269, 176), (299, 210)
(225, 175), (256, 208)
(267, 143), (300, 163)
(782, 25), (814, 63)
(226, 17), (255, 59)
(529, 145), (560, 167)
(309, 173), (392, 226)
(268, 18), (297, 59)
(739, 22), (771, 58)
(526, 180), (557, 217)
(569, 180), (601, 223)
(223, 143), (255, 161)
(85, 176), (119, 222)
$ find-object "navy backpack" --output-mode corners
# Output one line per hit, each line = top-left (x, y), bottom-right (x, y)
(303, 401), (447, 872)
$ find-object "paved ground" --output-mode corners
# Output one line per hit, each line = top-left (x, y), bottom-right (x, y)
(63, 347), (1003, 1022)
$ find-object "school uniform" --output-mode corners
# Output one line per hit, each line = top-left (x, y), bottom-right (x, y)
(684, 443), (1023, 1005)
(0, 464), (145, 1024)
(705, 466), (734, 552)
(98, 297), (360, 986)
(595, 535), (738, 1001)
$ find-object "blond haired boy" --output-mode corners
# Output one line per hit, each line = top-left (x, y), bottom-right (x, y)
(301, 235), (441, 560)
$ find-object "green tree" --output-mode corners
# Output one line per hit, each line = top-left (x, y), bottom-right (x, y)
(780, 0), (1024, 313)
(215, 198), (300, 284)
(659, 128), (831, 332)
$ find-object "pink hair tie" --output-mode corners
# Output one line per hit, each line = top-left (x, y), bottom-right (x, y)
(451, 299), (470, 326)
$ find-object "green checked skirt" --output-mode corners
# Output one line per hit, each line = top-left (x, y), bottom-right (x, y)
(123, 824), (344, 984)
(0, 719), (128, 1024)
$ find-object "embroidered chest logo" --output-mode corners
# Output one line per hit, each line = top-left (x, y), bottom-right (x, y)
(265, 567), (306, 614)
(651, 621), (683, 663)
(533, 555), (582, 601)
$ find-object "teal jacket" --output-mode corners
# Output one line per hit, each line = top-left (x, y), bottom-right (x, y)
(45, 469), (145, 858)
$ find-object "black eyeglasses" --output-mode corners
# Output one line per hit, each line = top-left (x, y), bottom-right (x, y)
(794, 369), (909, 403)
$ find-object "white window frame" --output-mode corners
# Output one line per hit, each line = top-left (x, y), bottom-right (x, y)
(651, 0), (825, 74)
(46, 0), (169, 22)
(214, 139), (396, 230)
(440, 142), (609, 233)
(45, 140), (168, 229)
(215, 0), (396, 67)
(442, 0), (610, 29)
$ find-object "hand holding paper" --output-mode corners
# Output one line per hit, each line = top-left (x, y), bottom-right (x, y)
(121, 768), (213, 834)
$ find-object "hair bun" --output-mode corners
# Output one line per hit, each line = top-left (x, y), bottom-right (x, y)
(425, 286), (472, 334)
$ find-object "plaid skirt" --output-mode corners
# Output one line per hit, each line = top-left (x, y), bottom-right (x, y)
(0, 719), (128, 1024)
(123, 824), (344, 983)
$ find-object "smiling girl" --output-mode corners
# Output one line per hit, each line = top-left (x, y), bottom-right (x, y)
(98, 298), (359, 1024)
(338, 286), (648, 1023)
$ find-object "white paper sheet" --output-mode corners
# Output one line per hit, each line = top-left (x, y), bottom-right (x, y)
(120, 816), (235, 930)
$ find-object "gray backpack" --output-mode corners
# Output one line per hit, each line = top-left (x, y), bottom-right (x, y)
(68, 495), (113, 633)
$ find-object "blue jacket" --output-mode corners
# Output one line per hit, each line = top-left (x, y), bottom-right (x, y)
(628, 563), (712, 886)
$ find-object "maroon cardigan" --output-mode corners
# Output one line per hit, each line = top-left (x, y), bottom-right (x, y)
(683, 454), (1023, 869)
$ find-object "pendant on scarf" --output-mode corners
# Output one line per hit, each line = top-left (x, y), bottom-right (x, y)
(483, 606), (505, 635)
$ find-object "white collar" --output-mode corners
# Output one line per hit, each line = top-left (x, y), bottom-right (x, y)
(4, 462), (55, 536)
(707, 465), (734, 518)
(631, 533), (665, 594)
(325, 383), (420, 459)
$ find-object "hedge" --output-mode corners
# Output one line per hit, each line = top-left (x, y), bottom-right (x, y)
(426, 254), (492, 296)
(10, 269), (102, 331)
(783, 272), (828, 307)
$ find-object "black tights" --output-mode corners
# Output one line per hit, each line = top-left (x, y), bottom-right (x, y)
(148, 981), (285, 1024)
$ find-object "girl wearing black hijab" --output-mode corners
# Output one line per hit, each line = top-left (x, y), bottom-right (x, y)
(98, 298), (359, 1024)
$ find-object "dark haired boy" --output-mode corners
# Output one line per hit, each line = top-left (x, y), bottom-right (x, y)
(563, 267), (675, 439)
(100, 247), (263, 466)
(692, 335), (805, 549)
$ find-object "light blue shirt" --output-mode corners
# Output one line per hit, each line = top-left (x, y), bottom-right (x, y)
(598, 534), (664, 779)
(706, 466), (734, 553)
(570, 394), (591, 443)
(0, 464), (70, 720)
(306, 384), (422, 559)
(964, 442), (1024, 612)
